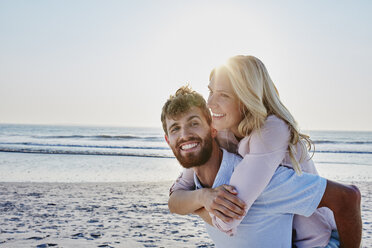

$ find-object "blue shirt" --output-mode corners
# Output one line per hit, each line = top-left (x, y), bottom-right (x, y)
(194, 149), (327, 248)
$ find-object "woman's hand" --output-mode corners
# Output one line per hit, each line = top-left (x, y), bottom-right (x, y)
(201, 184), (247, 223)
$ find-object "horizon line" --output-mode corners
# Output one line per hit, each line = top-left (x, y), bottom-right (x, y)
(1, 122), (371, 132)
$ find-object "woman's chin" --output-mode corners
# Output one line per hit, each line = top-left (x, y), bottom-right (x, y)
(212, 122), (228, 131)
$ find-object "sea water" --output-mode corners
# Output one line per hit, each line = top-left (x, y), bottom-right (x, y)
(0, 124), (371, 182)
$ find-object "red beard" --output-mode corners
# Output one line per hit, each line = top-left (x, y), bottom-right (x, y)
(171, 133), (213, 168)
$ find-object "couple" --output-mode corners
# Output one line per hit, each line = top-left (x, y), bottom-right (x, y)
(161, 56), (362, 247)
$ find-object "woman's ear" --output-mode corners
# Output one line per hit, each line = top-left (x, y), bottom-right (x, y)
(240, 102), (249, 119)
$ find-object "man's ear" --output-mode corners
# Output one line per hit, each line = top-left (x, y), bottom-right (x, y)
(164, 134), (170, 144)
(211, 126), (218, 138)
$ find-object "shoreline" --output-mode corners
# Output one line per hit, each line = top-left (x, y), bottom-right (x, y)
(1, 181), (371, 247)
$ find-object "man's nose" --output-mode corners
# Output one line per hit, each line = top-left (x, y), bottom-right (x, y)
(180, 126), (192, 140)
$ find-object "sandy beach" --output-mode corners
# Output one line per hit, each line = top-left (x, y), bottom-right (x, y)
(0, 180), (371, 248)
(0, 181), (211, 247)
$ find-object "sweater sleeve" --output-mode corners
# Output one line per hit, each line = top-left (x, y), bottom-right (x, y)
(211, 116), (291, 234)
(169, 168), (195, 196)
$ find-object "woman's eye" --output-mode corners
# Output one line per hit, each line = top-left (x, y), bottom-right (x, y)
(221, 93), (229, 98)
(191, 122), (199, 127)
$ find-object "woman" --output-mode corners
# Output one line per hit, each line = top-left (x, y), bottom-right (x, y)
(169, 55), (338, 247)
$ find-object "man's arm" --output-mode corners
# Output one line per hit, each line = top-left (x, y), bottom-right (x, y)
(169, 190), (214, 226)
(319, 180), (362, 248)
(168, 185), (246, 220)
(194, 207), (213, 226)
(168, 189), (205, 215)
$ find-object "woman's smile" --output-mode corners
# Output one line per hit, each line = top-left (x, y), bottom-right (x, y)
(207, 69), (243, 135)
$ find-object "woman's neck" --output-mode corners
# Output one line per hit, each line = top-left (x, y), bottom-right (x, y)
(230, 127), (244, 141)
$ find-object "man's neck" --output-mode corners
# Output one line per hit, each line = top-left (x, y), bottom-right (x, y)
(193, 143), (223, 188)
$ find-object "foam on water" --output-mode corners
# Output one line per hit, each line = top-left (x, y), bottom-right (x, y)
(0, 152), (182, 182)
(0, 124), (372, 182)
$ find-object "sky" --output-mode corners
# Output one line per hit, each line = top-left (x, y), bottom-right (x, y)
(0, 0), (371, 131)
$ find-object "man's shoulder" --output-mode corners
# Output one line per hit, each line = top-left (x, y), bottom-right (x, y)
(221, 149), (242, 168)
(264, 166), (325, 196)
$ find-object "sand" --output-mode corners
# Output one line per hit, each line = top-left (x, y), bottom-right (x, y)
(0, 181), (371, 248)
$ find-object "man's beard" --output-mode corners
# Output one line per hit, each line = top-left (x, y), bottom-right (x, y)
(172, 133), (213, 169)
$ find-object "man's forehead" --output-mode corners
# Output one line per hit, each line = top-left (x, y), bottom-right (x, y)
(166, 107), (205, 125)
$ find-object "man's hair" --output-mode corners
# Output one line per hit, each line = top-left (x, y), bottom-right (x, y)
(161, 85), (212, 134)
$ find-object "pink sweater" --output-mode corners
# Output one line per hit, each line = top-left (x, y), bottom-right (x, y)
(170, 115), (336, 248)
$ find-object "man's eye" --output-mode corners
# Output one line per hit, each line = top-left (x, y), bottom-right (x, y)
(191, 122), (199, 126)
(171, 127), (179, 133)
(221, 93), (229, 98)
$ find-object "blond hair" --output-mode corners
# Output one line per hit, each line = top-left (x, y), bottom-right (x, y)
(211, 55), (312, 174)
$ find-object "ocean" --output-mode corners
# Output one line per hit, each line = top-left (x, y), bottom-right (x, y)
(0, 124), (371, 247)
(0, 124), (371, 182)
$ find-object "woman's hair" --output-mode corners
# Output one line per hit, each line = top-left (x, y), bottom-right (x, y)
(211, 55), (313, 174)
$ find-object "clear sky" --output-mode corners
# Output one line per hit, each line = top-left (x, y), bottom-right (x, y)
(1, 0), (371, 131)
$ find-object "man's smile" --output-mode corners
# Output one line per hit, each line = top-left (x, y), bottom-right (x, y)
(180, 142), (200, 151)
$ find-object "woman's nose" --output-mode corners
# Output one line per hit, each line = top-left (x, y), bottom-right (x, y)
(207, 94), (215, 108)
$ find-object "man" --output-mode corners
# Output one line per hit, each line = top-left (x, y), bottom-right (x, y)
(162, 86), (362, 247)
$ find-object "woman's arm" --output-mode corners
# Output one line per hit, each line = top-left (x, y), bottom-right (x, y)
(169, 168), (195, 196)
(212, 116), (291, 233)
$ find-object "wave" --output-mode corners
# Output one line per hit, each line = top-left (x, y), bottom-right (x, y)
(314, 161), (372, 165)
(313, 140), (372, 145)
(0, 142), (169, 150)
(0, 148), (174, 158)
(1, 145), (371, 157)
(32, 134), (163, 141)
(21, 136), (372, 144)
(315, 150), (372, 155)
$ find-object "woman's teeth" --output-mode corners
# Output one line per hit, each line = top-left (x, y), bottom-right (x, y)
(212, 113), (225, 117)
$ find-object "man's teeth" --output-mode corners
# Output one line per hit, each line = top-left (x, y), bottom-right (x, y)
(181, 143), (198, 150)
(213, 113), (225, 117)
